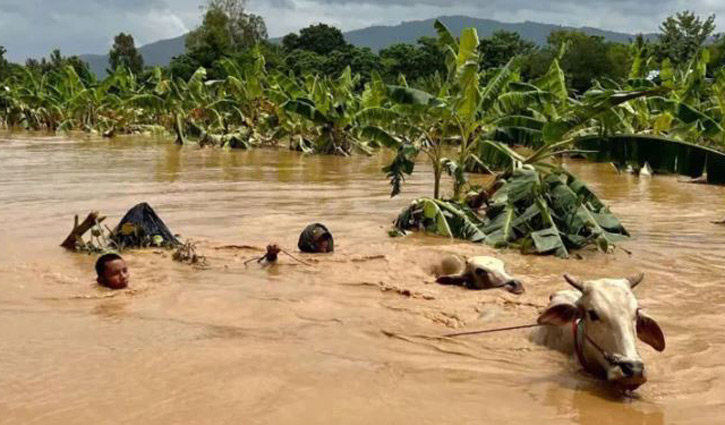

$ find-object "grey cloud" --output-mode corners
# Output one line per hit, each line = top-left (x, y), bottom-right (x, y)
(254, 0), (724, 36)
(0, 0), (200, 61)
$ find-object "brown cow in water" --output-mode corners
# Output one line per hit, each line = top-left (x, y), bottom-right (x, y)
(531, 273), (666, 391)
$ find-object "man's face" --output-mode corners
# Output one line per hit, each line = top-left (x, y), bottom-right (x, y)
(316, 237), (330, 253)
(99, 259), (129, 290)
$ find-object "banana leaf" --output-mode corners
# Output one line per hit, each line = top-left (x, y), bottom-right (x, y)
(282, 99), (330, 126)
(387, 85), (444, 108)
(576, 134), (725, 184)
(383, 144), (418, 197)
(465, 141), (514, 173)
(529, 227), (568, 257)
(496, 167), (541, 204)
(393, 167), (628, 258)
(358, 125), (399, 148)
(487, 115), (545, 148)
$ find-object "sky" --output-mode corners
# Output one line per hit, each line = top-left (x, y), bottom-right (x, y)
(1, 0), (724, 62)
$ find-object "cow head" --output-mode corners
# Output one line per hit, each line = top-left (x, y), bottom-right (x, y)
(436, 256), (524, 294)
(469, 257), (525, 294)
(537, 273), (665, 390)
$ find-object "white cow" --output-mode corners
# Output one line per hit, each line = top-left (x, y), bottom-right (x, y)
(532, 273), (666, 390)
(436, 256), (525, 294)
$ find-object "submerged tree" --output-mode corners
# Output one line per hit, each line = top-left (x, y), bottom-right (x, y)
(109, 33), (145, 74)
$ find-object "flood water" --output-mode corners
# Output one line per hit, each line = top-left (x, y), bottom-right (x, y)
(1, 133), (724, 424)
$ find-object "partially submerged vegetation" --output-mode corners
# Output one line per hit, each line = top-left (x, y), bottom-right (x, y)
(394, 168), (629, 258)
(59, 203), (205, 266)
(5, 3), (725, 257)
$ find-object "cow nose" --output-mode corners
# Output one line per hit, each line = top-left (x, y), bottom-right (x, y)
(504, 280), (525, 294)
(619, 360), (644, 378)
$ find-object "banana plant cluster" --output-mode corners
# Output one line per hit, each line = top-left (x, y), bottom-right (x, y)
(382, 22), (725, 256)
(393, 166), (630, 258)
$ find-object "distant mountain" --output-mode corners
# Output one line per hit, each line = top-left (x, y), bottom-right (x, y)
(81, 16), (655, 77)
(80, 34), (186, 78)
(341, 15), (656, 51)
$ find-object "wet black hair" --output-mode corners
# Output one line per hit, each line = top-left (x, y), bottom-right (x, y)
(95, 253), (124, 277)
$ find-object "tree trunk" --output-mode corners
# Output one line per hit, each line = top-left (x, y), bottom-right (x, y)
(433, 163), (442, 199)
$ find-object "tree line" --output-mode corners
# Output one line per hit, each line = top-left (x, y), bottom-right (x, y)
(2, 2), (725, 96)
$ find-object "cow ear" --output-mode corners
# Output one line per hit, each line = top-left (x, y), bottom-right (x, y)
(637, 311), (666, 352)
(537, 301), (578, 326)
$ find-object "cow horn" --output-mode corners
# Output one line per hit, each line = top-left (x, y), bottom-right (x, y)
(564, 274), (584, 292)
(627, 272), (645, 288)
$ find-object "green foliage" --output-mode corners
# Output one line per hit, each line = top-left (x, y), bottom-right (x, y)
(393, 167), (629, 257)
(285, 50), (327, 76)
(186, 0), (267, 70)
(577, 135), (725, 184)
(283, 24), (349, 55)
(0, 46), (8, 79)
(710, 36), (725, 70)
(479, 31), (536, 69)
(109, 33), (145, 74)
(203, 0), (267, 50)
(549, 31), (629, 94)
(186, 8), (233, 67)
(24, 49), (94, 84)
(168, 54), (202, 81)
(657, 11), (716, 64)
(282, 24), (383, 84)
(380, 40), (446, 82)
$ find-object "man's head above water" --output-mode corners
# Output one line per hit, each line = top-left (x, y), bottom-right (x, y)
(95, 253), (129, 290)
(298, 223), (334, 254)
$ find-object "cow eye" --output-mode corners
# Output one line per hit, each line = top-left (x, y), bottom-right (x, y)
(588, 310), (600, 321)
(475, 268), (486, 276)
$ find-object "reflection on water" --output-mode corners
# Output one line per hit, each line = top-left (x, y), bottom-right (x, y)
(1, 133), (724, 424)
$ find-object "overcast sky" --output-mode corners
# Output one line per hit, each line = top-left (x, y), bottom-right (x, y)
(1, 0), (724, 62)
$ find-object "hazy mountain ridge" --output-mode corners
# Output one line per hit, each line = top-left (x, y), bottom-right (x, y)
(80, 15), (655, 77)
(342, 16), (656, 51)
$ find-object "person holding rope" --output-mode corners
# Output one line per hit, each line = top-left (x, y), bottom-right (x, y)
(244, 223), (334, 267)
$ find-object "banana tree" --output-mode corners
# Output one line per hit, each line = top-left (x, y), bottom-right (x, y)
(393, 87), (666, 257)
(281, 67), (374, 155)
(372, 21), (521, 199)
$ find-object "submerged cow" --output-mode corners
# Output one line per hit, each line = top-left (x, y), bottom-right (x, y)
(435, 256), (525, 294)
(532, 273), (666, 391)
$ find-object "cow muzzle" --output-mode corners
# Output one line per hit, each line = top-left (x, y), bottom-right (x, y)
(608, 359), (647, 390)
(503, 279), (525, 294)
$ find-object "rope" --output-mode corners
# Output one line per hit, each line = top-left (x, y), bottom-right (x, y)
(242, 245), (312, 267)
(243, 256), (262, 266)
(281, 249), (312, 267)
(443, 323), (543, 338)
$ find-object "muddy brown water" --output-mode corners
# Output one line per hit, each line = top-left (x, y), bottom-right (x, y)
(1, 133), (724, 424)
